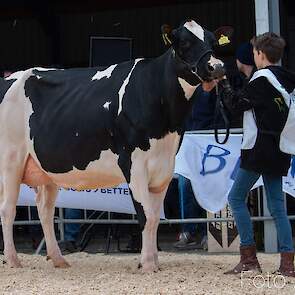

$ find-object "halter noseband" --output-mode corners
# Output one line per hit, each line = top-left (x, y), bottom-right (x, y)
(172, 48), (212, 82)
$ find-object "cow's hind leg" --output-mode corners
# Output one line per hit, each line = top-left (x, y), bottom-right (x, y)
(0, 164), (23, 267)
(36, 184), (70, 268)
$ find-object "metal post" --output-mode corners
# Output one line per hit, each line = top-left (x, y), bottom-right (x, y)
(58, 208), (65, 241)
(35, 237), (45, 255)
(268, 0), (281, 35)
(255, 0), (270, 34)
(28, 206), (32, 221)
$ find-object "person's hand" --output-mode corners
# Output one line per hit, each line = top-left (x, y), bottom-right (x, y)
(218, 76), (231, 90)
(202, 80), (218, 92)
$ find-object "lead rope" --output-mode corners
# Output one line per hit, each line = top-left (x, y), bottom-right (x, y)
(214, 84), (230, 144)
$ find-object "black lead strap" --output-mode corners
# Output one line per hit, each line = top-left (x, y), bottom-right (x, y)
(214, 84), (230, 144)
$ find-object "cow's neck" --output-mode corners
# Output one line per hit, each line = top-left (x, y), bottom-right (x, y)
(143, 49), (200, 138)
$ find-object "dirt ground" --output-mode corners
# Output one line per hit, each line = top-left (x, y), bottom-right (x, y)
(1, 252), (295, 295)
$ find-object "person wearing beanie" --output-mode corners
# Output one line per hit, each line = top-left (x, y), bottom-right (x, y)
(235, 42), (256, 79)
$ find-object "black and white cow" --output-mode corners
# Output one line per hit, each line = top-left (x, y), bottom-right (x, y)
(0, 19), (229, 272)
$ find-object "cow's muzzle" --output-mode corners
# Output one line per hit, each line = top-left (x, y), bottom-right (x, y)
(187, 50), (213, 82)
(209, 64), (226, 80)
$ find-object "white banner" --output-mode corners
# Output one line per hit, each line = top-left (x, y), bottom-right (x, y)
(18, 183), (136, 215)
(175, 133), (295, 213)
(284, 156), (295, 197)
(17, 133), (295, 215)
(18, 183), (166, 218)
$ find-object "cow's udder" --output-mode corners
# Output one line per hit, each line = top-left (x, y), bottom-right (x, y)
(22, 155), (52, 187)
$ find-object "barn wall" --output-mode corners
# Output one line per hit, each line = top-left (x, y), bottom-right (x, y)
(0, 19), (51, 70)
(280, 0), (295, 71)
(0, 0), (256, 70)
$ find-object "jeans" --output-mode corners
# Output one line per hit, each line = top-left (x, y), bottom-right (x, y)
(178, 175), (207, 237)
(228, 168), (294, 252)
(64, 208), (83, 242)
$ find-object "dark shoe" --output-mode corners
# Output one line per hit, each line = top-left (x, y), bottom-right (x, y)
(224, 245), (262, 275)
(275, 252), (295, 277)
(195, 235), (208, 250)
(173, 232), (197, 250)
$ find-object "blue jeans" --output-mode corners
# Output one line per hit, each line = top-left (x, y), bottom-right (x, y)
(64, 209), (83, 242)
(178, 175), (207, 237)
(228, 168), (294, 252)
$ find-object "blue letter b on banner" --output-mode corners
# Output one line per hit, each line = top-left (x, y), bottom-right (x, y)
(200, 144), (230, 176)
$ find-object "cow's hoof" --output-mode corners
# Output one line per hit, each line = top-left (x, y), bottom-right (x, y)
(54, 259), (71, 268)
(47, 255), (71, 268)
(154, 254), (159, 268)
(141, 263), (159, 273)
(3, 257), (23, 268)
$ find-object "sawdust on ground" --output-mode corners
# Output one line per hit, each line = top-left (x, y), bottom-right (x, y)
(0, 252), (294, 295)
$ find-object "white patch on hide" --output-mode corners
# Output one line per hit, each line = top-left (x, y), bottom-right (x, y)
(117, 59), (143, 115)
(34, 67), (60, 71)
(92, 64), (117, 81)
(177, 77), (199, 100)
(208, 55), (224, 68)
(184, 20), (204, 41)
(5, 71), (25, 80)
(5, 68), (60, 81)
(103, 101), (111, 110)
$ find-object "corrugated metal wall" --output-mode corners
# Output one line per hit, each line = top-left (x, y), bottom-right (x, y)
(0, 0), (256, 70)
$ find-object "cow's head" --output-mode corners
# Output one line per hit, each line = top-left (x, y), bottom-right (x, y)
(162, 19), (233, 84)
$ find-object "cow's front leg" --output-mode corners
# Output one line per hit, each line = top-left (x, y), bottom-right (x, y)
(140, 211), (159, 273)
(150, 190), (167, 270)
(140, 190), (166, 273)
(36, 184), (70, 268)
(121, 153), (163, 273)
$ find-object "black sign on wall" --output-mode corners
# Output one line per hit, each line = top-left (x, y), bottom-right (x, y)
(89, 37), (132, 67)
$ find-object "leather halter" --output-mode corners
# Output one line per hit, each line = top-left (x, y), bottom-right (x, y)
(172, 48), (212, 82)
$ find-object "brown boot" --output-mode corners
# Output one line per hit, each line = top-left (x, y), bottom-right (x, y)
(276, 252), (295, 277)
(224, 245), (262, 275)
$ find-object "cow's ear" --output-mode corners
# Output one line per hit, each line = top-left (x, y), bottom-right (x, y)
(161, 24), (174, 46)
(214, 26), (234, 46)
